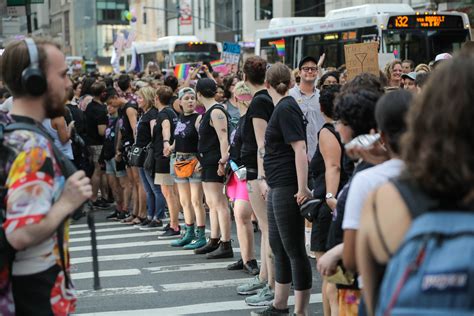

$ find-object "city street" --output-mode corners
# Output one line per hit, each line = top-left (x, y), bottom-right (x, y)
(70, 209), (324, 315)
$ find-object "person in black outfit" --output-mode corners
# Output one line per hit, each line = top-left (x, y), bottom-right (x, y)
(152, 85), (181, 238)
(135, 86), (167, 228)
(84, 81), (109, 207)
(194, 78), (233, 259)
(169, 87), (207, 249)
(238, 57), (275, 305)
(252, 63), (312, 316)
(309, 84), (351, 315)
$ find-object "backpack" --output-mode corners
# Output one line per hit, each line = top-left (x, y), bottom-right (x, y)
(376, 178), (474, 316)
(0, 114), (79, 315)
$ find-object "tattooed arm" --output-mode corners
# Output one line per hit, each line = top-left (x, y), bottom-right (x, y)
(253, 118), (268, 179)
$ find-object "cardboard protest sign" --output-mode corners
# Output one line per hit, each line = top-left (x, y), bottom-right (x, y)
(344, 42), (379, 81)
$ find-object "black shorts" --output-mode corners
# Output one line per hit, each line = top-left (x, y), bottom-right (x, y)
(155, 156), (171, 174)
(310, 202), (333, 252)
(201, 165), (224, 183)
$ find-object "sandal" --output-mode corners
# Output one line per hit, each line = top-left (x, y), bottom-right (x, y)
(127, 217), (144, 225)
(122, 215), (136, 224)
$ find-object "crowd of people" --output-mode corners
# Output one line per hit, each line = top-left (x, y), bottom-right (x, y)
(0, 36), (473, 316)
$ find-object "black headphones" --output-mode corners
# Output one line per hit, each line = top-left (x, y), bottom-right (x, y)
(22, 38), (48, 96)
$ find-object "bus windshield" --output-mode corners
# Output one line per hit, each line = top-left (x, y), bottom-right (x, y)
(173, 43), (221, 64)
(383, 29), (469, 64)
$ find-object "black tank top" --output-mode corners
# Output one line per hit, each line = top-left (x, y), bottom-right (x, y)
(174, 113), (200, 153)
(119, 102), (138, 146)
(198, 104), (228, 154)
(310, 122), (350, 199)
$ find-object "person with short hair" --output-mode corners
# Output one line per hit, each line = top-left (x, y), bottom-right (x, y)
(251, 62), (312, 316)
(401, 59), (415, 74)
(415, 72), (429, 93)
(194, 78), (234, 259)
(0, 37), (92, 315)
(401, 72), (417, 92)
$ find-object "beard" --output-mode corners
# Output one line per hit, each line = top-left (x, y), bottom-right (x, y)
(44, 89), (66, 119)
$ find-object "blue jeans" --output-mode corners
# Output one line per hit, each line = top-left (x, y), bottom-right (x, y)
(139, 168), (166, 220)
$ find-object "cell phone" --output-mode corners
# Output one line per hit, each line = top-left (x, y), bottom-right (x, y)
(344, 133), (381, 150)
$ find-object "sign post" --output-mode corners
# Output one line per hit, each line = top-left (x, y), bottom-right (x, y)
(344, 42), (379, 81)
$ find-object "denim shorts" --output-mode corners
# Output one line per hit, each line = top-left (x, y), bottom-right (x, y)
(171, 153), (202, 184)
(105, 158), (127, 177)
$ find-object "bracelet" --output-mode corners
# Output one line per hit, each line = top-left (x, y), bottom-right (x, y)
(163, 140), (169, 143)
(257, 176), (266, 181)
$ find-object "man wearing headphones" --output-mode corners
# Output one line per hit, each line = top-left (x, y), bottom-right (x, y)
(0, 37), (92, 315)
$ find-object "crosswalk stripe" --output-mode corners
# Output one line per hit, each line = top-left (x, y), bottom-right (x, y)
(72, 269), (141, 280)
(70, 226), (135, 235)
(70, 240), (173, 252)
(71, 222), (122, 229)
(144, 261), (237, 274)
(71, 248), (241, 264)
(76, 286), (157, 299)
(73, 293), (322, 315)
(70, 232), (158, 243)
(161, 278), (250, 292)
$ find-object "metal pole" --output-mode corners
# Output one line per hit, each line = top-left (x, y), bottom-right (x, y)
(87, 206), (101, 290)
(26, 0), (32, 34)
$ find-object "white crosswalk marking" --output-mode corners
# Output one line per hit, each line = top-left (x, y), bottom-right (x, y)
(70, 210), (323, 315)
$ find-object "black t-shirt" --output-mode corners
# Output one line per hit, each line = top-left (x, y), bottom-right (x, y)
(118, 102), (138, 147)
(85, 100), (108, 146)
(174, 113), (200, 153)
(152, 107), (178, 158)
(310, 123), (350, 199)
(264, 96), (307, 188)
(103, 115), (119, 160)
(229, 115), (245, 165)
(135, 107), (159, 147)
(241, 89), (274, 168)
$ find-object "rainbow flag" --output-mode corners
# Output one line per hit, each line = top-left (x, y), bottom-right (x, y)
(269, 39), (285, 57)
(174, 64), (191, 79)
(210, 59), (225, 67)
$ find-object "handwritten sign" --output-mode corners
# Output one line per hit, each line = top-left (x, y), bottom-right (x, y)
(344, 42), (379, 81)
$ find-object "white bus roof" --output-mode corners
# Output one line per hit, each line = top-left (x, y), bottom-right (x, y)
(130, 36), (218, 55)
(256, 3), (414, 39)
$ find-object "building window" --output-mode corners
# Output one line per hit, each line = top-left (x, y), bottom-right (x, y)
(255, 0), (272, 20)
(33, 13), (38, 30)
(64, 11), (70, 44)
(96, 0), (129, 24)
(198, 0), (202, 29)
(143, 11), (147, 24)
(204, 0), (210, 28)
(294, 0), (324, 17)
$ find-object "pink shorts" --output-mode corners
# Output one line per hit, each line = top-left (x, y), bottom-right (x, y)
(226, 173), (249, 201)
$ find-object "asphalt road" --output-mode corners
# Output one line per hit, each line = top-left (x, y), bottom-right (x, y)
(70, 208), (324, 315)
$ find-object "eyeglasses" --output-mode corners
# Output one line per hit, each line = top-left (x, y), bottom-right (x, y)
(301, 67), (318, 73)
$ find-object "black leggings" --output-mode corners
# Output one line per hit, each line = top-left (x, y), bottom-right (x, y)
(267, 185), (312, 291)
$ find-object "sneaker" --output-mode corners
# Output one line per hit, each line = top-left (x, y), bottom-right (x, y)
(135, 218), (151, 228)
(106, 210), (119, 220)
(250, 305), (289, 316)
(236, 276), (266, 295)
(227, 258), (244, 270)
(244, 259), (260, 276)
(245, 285), (274, 306)
(158, 227), (181, 239)
(252, 220), (259, 233)
(157, 223), (171, 232)
(139, 219), (163, 231)
(93, 198), (110, 209)
(116, 211), (129, 221)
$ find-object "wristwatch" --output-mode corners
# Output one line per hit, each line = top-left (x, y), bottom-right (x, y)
(325, 193), (335, 200)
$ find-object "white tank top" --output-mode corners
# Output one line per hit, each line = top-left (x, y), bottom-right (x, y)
(42, 118), (74, 160)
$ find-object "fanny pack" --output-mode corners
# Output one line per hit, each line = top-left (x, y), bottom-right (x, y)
(174, 157), (199, 178)
(129, 143), (150, 167)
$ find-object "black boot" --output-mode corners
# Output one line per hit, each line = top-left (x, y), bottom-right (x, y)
(206, 240), (234, 259)
(194, 238), (220, 255)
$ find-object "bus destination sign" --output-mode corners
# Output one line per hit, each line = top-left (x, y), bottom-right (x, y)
(388, 15), (464, 29)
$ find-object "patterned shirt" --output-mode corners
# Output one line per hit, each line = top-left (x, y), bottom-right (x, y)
(2, 116), (76, 315)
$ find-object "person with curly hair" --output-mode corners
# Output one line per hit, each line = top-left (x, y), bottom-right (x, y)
(384, 60), (403, 88)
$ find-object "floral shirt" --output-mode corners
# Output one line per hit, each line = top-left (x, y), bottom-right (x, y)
(2, 116), (76, 315)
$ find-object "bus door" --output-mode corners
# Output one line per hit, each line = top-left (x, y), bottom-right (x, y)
(293, 36), (303, 69)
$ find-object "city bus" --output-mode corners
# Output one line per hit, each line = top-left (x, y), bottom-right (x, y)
(124, 36), (222, 72)
(255, 4), (472, 68)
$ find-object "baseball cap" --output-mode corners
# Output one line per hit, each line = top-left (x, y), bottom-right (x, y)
(195, 78), (217, 97)
(178, 87), (195, 99)
(434, 53), (452, 64)
(298, 56), (318, 70)
(401, 72), (417, 81)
